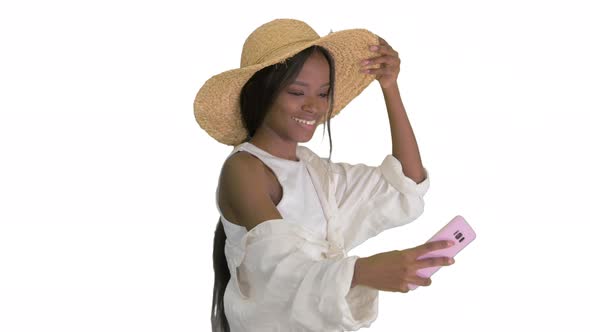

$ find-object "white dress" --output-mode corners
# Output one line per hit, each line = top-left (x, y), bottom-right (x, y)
(215, 142), (430, 331)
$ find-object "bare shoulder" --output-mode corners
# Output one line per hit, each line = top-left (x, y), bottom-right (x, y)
(218, 152), (282, 231)
(221, 151), (265, 183)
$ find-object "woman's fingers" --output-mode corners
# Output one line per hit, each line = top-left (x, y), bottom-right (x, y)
(374, 36), (398, 55)
(360, 37), (400, 79)
(406, 275), (432, 287)
(360, 67), (384, 75)
(361, 37), (398, 67)
(360, 53), (400, 77)
(415, 256), (455, 269)
(369, 44), (398, 56)
(360, 54), (400, 68)
(411, 240), (454, 258)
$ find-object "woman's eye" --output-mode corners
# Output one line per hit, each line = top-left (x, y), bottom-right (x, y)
(288, 91), (329, 98)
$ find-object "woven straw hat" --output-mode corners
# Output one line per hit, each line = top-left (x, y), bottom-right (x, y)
(194, 18), (379, 146)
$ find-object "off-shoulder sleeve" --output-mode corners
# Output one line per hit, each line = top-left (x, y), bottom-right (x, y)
(327, 154), (430, 251)
(227, 219), (378, 331)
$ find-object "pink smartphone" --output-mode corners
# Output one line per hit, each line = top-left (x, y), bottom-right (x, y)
(408, 215), (476, 290)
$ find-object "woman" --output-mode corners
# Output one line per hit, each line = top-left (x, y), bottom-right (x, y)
(194, 19), (454, 331)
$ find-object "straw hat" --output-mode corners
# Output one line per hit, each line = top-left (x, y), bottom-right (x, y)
(194, 18), (379, 146)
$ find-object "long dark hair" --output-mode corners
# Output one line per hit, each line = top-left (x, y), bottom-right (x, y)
(211, 46), (335, 332)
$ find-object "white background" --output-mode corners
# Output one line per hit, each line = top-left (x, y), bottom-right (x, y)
(1, 0), (589, 331)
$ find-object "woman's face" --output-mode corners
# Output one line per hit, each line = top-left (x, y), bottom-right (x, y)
(261, 50), (331, 143)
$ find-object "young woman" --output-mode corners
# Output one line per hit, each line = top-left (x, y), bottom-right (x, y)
(194, 19), (454, 332)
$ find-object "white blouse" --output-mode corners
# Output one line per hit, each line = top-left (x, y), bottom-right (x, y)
(216, 142), (430, 331)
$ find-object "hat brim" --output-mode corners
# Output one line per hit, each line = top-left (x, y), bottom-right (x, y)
(194, 28), (379, 146)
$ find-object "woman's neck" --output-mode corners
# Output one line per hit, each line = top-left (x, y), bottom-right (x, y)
(248, 132), (299, 162)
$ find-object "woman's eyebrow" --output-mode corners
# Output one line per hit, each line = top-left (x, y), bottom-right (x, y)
(292, 81), (331, 87)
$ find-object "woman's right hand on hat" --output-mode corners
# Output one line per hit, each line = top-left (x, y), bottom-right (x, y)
(351, 240), (454, 292)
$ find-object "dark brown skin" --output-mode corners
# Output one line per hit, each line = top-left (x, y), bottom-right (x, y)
(218, 151), (283, 232)
(351, 241), (455, 292)
(218, 41), (453, 293)
(350, 36), (454, 291)
(360, 36), (426, 183)
(219, 50), (328, 231)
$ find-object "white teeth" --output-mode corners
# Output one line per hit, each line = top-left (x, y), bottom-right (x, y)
(292, 117), (316, 125)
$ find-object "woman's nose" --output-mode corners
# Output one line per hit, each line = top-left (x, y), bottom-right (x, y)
(302, 97), (323, 113)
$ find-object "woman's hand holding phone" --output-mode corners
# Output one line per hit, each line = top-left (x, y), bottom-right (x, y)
(351, 215), (476, 292)
(351, 240), (455, 292)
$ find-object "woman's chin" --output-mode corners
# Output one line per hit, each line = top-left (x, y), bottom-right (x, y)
(294, 131), (315, 143)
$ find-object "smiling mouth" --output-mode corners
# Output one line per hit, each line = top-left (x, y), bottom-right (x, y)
(291, 116), (316, 126)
